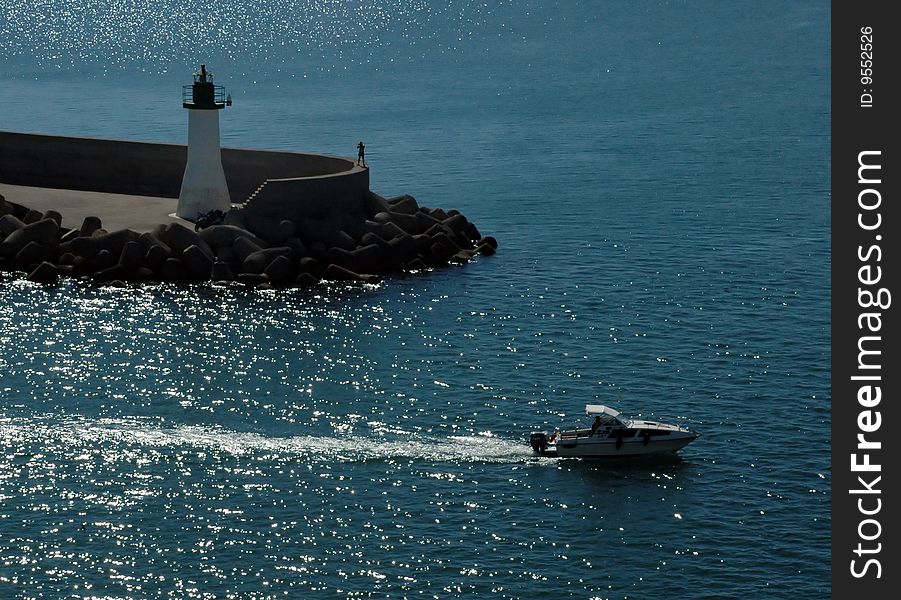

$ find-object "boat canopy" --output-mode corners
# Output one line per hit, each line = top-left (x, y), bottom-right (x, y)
(585, 404), (621, 418)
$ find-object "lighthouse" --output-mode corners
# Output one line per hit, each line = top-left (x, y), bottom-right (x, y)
(177, 64), (232, 220)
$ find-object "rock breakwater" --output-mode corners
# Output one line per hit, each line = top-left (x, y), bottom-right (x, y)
(0, 192), (496, 287)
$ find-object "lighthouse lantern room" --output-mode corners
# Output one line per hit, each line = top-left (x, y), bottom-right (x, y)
(177, 65), (233, 220)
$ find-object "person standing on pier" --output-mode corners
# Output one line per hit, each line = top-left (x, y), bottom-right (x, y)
(357, 141), (366, 167)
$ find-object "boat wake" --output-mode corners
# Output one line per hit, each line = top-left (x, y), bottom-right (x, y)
(0, 415), (534, 465)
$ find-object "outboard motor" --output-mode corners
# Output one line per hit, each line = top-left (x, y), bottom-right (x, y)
(530, 432), (548, 454)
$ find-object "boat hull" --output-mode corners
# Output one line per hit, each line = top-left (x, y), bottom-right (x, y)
(539, 434), (697, 458)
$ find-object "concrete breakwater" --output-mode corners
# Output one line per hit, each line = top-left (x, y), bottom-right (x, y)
(0, 132), (496, 287)
(0, 131), (369, 205)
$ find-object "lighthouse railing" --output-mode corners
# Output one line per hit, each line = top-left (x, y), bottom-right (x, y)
(182, 84), (229, 108)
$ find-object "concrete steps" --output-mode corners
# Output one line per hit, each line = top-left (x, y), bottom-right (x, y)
(243, 180), (269, 205)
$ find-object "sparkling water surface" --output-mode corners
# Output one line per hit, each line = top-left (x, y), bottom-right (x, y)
(1, 1), (829, 598)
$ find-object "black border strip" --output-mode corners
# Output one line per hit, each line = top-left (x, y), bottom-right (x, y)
(832, 2), (898, 596)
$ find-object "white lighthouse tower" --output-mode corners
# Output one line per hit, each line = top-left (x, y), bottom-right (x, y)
(177, 64), (232, 220)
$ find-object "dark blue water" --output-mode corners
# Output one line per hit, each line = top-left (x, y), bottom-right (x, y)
(1, 2), (830, 598)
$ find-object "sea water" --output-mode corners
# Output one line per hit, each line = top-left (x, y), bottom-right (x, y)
(0, 2), (830, 597)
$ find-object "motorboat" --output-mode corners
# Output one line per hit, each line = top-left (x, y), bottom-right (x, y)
(529, 404), (698, 458)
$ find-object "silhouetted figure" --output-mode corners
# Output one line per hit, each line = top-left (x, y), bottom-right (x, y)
(590, 415), (603, 436)
(357, 141), (366, 167)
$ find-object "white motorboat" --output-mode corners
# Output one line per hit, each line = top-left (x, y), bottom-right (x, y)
(529, 404), (698, 458)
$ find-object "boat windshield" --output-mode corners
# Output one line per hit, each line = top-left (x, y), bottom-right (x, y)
(594, 414), (621, 427)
